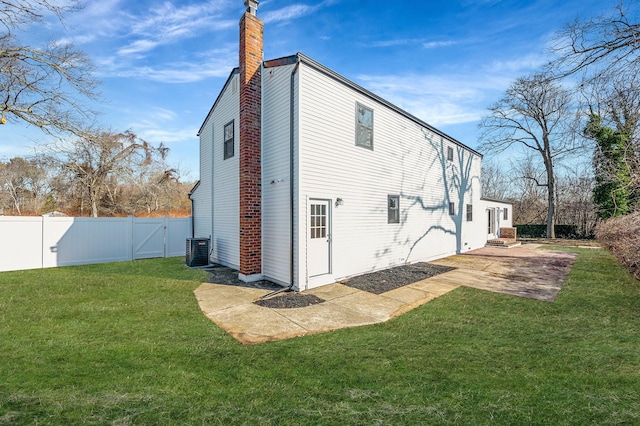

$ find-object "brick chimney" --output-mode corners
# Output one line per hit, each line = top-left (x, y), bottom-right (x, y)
(238, 0), (263, 281)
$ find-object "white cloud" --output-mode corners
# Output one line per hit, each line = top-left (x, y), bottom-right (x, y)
(262, 0), (337, 24)
(117, 65), (233, 84)
(355, 58), (533, 127)
(365, 38), (457, 48)
(487, 52), (548, 74)
(117, 39), (161, 56)
(263, 4), (315, 23)
(422, 40), (456, 49)
(108, 46), (236, 83)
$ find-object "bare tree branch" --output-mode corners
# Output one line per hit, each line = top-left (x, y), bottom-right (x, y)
(0, 0), (97, 135)
(550, 1), (640, 78)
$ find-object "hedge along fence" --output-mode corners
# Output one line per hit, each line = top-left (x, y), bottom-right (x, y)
(596, 211), (640, 281)
(515, 224), (585, 239)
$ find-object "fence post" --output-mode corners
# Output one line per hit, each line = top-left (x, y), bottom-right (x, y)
(163, 216), (168, 258)
(128, 216), (134, 261)
(40, 216), (45, 269)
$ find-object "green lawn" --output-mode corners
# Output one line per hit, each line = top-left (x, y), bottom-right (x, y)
(1, 248), (639, 425)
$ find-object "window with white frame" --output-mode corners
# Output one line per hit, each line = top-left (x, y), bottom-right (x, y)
(466, 204), (473, 221)
(447, 146), (454, 161)
(356, 102), (373, 149)
(388, 195), (399, 223)
(503, 207), (508, 220)
(224, 120), (234, 160)
(449, 202), (455, 215)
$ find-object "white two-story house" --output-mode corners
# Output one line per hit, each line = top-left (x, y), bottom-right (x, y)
(189, 0), (512, 291)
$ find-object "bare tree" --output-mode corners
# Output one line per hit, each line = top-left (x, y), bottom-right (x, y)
(555, 163), (597, 237)
(481, 160), (513, 201)
(49, 130), (153, 217)
(0, 0), (97, 134)
(0, 156), (49, 214)
(479, 73), (581, 238)
(550, 1), (640, 78)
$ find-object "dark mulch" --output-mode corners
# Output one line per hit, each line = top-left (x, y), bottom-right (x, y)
(254, 293), (325, 309)
(203, 262), (454, 308)
(341, 263), (456, 294)
(203, 264), (281, 290)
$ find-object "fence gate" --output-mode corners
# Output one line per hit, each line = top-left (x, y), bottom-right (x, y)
(0, 216), (192, 272)
(133, 218), (166, 259)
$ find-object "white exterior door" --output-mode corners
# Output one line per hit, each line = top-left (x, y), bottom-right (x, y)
(308, 199), (331, 277)
(487, 208), (496, 239)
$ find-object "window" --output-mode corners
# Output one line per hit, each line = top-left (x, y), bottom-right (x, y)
(310, 204), (327, 239)
(447, 146), (454, 161)
(388, 195), (399, 223)
(223, 120), (234, 160)
(449, 202), (455, 215)
(356, 102), (373, 149)
(503, 208), (508, 220)
(466, 204), (473, 222)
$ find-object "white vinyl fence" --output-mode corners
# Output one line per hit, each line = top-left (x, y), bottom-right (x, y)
(0, 216), (192, 272)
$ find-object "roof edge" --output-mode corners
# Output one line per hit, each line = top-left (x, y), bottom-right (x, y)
(481, 197), (513, 205)
(197, 68), (240, 136)
(293, 52), (482, 158)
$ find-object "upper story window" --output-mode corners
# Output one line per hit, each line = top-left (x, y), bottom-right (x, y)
(449, 202), (455, 215)
(466, 204), (473, 221)
(356, 102), (373, 150)
(447, 146), (454, 161)
(388, 195), (400, 224)
(224, 120), (234, 160)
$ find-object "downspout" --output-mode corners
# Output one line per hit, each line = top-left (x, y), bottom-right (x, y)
(289, 59), (301, 290)
(190, 197), (195, 238)
(260, 58), (300, 300)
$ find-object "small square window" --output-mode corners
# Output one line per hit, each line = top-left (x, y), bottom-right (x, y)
(224, 120), (234, 160)
(356, 102), (373, 149)
(503, 208), (508, 220)
(388, 195), (399, 223)
(447, 146), (454, 161)
(449, 202), (455, 215)
(466, 204), (473, 222)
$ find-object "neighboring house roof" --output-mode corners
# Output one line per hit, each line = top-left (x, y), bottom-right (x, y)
(197, 68), (240, 136)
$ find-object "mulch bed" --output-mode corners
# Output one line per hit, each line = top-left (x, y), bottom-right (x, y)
(204, 265), (281, 290)
(204, 262), (455, 308)
(254, 293), (325, 309)
(341, 263), (456, 294)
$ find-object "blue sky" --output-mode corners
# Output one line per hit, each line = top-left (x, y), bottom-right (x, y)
(2, 0), (615, 180)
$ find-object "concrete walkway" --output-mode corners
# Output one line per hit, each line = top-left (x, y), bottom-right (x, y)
(194, 244), (577, 345)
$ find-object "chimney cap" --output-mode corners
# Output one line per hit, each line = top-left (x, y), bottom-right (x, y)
(244, 0), (259, 15)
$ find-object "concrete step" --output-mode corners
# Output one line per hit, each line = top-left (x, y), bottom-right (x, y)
(486, 238), (521, 248)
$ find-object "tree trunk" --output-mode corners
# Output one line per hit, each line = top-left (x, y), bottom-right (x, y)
(546, 158), (556, 239)
(90, 188), (99, 217)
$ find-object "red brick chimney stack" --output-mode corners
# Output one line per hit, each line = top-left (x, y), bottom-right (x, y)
(238, 0), (263, 281)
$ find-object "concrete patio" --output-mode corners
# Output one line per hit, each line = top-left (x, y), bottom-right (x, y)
(194, 244), (577, 345)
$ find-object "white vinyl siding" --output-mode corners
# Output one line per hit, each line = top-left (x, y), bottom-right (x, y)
(296, 62), (484, 288)
(262, 63), (296, 286)
(194, 125), (212, 241)
(202, 73), (240, 269)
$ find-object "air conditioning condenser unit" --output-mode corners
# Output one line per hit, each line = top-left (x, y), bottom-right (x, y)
(186, 238), (210, 267)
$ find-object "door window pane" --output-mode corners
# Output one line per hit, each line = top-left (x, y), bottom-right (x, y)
(310, 203), (327, 239)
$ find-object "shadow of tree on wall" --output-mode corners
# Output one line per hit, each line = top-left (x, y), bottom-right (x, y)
(392, 128), (478, 262)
